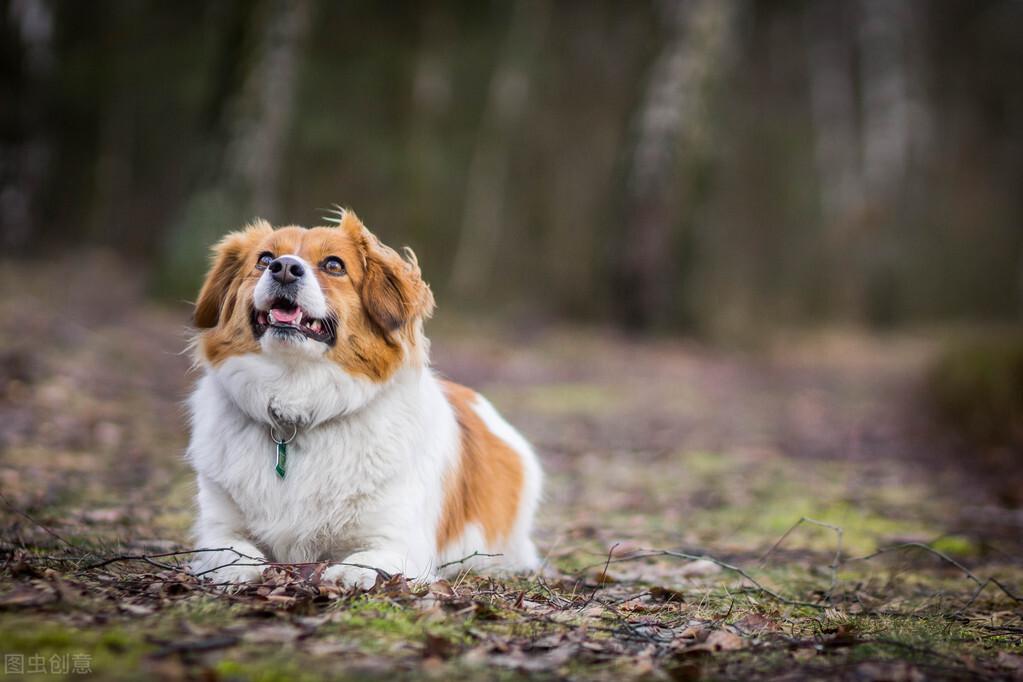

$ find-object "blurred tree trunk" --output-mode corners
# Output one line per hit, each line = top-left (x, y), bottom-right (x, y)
(449, 0), (551, 300)
(805, 2), (866, 321)
(857, 0), (921, 326)
(806, 0), (923, 325)
(539, 3), (648, 318)
(224, 0), (311, 221)
(161, 0), (310, 297)
(805, 3), (861, 233)
(1, 0), (53, 251)
(1018, 252), (1023, 318)
(615, 0), (737, 330)
(858, 0), (911, 204)
(807, 0), (917, 221)
(86, 4), (141, 251)
(406, 6), (454, 252)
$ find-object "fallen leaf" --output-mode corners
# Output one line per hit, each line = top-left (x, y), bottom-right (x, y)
(265, 594), (297, 605)
(295, 614), (330, 628)
(305, 639), (352, 657)
(242, 624), (303, 643)
(607, 541), (643, 557)
(120, 603), (154, 616)
(676, 623), (710, 643)
(705, 630), (745, 651)
(676, 628), (746, 655)
(377, 575), (411, 595)
(853, 661), (925, 682)
(679, 559), (723, 578)
(733, 612), (779, 633)
(81, 507), (127, 524)
(0, 585), (55, 608)
(650, 585), (686, 602)
(997, 652), (1023, 671)
(423, 633), (457, 660)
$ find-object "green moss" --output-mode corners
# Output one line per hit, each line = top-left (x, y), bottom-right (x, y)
(930, 535), (980, 558)
(212, 657), (327, 682)
(323, 595), (473, 652)
(0, 618), (152, 681)
(678, 450), (733, 477)
(160, 596), (249, 626)
(678, 454), (939, 555)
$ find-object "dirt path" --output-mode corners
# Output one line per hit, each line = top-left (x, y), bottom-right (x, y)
(1, 262), (1020, 680)
(435, 324), (1019, 555)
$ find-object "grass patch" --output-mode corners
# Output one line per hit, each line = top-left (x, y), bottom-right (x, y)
(0, 617), (153, 680)
(929, 332), (1023, 447)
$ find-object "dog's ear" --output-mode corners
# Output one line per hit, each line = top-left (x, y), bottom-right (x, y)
(194, 221), (273, 329)
(361, 243), (435, 334)
(339, 212), (434, 335)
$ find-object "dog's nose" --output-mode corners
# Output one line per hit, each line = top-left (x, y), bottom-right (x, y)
(269, 256), (305, 285)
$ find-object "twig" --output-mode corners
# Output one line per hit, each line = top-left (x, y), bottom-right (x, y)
(535, 574), (575, 609)
(845, 542), (983, 587)
(582, 597), (673, 645)
(571, 523), (1021, 614)
(961, 577), (1023, 611)
(585, 543), (619, 605)
(149, 635), (240, 659)
(584, 548), (829, 610)
(437, 551), (502, 571)
(759, 517), (844, 598)
(0, 492), (76, 550)
(69, 547), (399, 583)
(75, 546), (255, 573)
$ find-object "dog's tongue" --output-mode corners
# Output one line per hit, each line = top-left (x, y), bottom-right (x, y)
(271, 305), (302, 324)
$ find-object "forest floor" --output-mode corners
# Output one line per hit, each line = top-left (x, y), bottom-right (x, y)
(1, 258), (1021, 681)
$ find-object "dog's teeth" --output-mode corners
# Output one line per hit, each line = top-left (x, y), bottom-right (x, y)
(267, 311), (276, 324)
(309, 319), (320, 332)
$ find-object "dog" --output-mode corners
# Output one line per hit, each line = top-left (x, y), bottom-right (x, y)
(186, 210), (542, 588)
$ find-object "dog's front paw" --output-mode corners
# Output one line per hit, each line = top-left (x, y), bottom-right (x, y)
(201, 563), (265, 585)
(322, 563), (384, 590)
(191, 548), (266, 585)
(323, 551), (427, 590)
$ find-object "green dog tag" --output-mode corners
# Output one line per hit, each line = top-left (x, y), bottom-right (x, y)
(275, 442), (288, 479)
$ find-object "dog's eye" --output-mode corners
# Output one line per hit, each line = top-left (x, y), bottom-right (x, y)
(256, 252), (274, 270)
(321, 256), (346, 276)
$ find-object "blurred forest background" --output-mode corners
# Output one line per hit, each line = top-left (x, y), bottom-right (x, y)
(3, 0), (1023, 338)
(3, 3), (1023, 677)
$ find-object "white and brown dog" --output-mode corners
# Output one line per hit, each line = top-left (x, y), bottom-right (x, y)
(186, 211), (541, 588)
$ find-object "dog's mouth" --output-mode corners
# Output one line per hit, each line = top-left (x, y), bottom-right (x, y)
(251, 298), (336, 345)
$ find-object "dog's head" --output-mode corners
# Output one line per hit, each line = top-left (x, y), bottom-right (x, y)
(193, 211), (434, 382)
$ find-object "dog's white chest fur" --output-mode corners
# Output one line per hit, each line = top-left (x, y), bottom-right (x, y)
(189, 355), (451, 566)
(186, 351), (541, 588)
